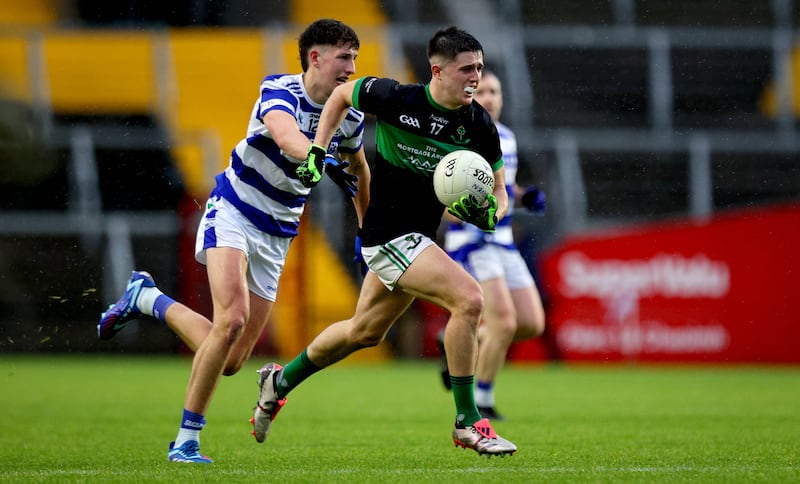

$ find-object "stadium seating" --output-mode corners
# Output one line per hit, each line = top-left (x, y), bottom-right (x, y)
(512, 0), (778, 27)
(167, 28), (267, 194)
(44, 31), (159, 114)
(0, 1), (402, 357)
(0, 36), (32, 101)
(0, 0), (58, 27)
(291, 0), (387, 26)
(633, 0), (776, 27)
(503, 5), (798, 235)
(1, 0), (798, 356)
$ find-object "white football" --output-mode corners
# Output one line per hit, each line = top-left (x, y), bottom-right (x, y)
(433, 150), (495, 206)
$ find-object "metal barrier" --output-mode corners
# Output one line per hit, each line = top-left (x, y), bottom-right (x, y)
(0, 124), (178, 305)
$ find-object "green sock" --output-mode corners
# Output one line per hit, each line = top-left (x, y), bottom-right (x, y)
(275, 349), (321, 399)
(450, 375), (482, 426)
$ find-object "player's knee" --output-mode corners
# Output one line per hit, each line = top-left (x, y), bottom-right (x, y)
(491, 304), (518, 334)
(453, 285), (484, 325)
(226, 320), (246, 345)
(516, 311), (545, 340)
(495, 315), (518, 340)
(214, 312), (247, 347)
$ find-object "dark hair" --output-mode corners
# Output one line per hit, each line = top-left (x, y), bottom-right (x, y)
(299, 19), (360, 71)
(426, 26), (484, 64)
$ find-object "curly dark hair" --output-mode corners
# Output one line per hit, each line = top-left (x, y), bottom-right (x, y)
(299, 19), (360, 71)
(426, 26), (483, 64)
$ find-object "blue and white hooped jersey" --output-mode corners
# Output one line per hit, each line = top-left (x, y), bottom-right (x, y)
(444, 122), (518, 257)
(212, 73), (365, 238)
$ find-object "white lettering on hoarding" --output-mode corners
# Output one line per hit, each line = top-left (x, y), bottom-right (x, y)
(557, 319), (730, 354)
(558, 252), (730, 299)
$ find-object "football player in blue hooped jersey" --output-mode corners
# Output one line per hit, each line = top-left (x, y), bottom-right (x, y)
(253, 26), (518, 457)
(440, 70), (547, 421)
(96, 19), (369, 463)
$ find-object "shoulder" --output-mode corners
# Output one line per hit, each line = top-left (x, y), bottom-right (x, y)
(469, 101), (495, 125)
(262, 73), (304, 96)
(356, 77), (422, 99)
(357, 76), (395, 90)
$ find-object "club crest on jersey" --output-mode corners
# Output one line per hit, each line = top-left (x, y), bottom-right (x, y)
(450, 125), (470, 144)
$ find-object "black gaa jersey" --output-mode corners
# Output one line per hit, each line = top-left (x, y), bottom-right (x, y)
(352, 76), (503, 245)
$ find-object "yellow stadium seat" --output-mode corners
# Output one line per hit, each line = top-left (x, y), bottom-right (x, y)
(0, 0), (58, 27)
(290, 0), (387, 26)
(44, 31), (157, 114)
(167, 28), (266, 195)
(0, 35), (32, 100)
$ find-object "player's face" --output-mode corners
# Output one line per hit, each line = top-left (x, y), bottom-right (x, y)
(315, 43), (358, 96)
(474, 73), (502, 122)
(435, 51), (483, 109)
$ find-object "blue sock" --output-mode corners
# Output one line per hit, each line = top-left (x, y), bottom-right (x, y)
(152, 294), (176, 322)
(175, 409), (205, 447)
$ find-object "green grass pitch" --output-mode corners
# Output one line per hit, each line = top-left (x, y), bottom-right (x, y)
(1, 355), (798, 482)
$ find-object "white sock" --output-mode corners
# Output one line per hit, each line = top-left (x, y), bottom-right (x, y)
(175, 428), (200, 448)
(136, 286), (164, 317)
(474, 386), (495, 408)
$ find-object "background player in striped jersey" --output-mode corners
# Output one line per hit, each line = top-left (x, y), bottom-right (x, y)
(439, 70), (547, 421)
(97, 19), (369, 463)
(252, 26), (518, 457)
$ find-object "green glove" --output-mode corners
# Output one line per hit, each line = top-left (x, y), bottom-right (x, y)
(448, 193), (498, 232)
(296, 144), (327, 188)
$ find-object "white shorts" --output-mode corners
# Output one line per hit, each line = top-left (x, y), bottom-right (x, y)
(195, 194), (292, 302)
(462, 244), (535, 289)
(361, 233), (436, 290)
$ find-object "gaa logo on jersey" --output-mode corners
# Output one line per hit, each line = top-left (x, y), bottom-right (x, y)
(399, 114), (420, 128)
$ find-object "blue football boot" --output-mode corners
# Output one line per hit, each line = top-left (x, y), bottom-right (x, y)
(97, 271), (155, 340)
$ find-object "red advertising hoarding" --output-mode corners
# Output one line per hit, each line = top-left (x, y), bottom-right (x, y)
(537, 203), (800, 363)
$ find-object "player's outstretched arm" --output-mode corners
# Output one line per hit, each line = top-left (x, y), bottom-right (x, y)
(312, 80), (359, 149)
(263, 109), (317, 161)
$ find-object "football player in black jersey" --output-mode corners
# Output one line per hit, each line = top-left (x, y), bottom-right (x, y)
(254, 26), (516, 457)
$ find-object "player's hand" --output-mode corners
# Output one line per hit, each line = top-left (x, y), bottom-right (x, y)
(353, 234), (367, 277)
(521, 186), (546, 213)
(296, 144), (327, 188)
(448, 193), (498, 232)
(324, 155), (358, 197)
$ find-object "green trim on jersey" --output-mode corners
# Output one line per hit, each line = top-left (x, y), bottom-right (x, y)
(375, 122), (475, 175)
(352, 77), (367, 111)
(424, 84), (455, 112)
(489, 156), (504, 172)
